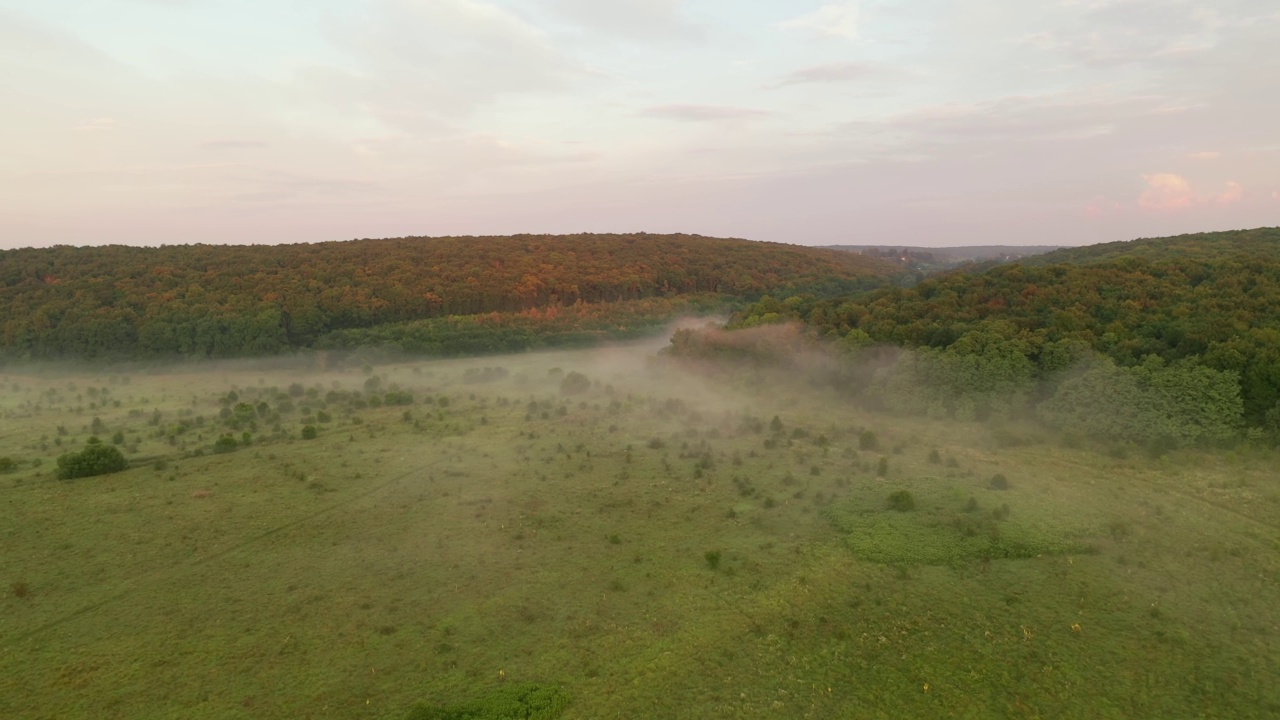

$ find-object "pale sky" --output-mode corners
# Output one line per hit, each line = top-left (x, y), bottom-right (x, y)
(2, 0), (1278, 249)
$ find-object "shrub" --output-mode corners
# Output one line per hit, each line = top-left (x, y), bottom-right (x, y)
(384, 390), (414, 406)
(887, 490), (916, 512)
(56, 438), (127, 480)
(704, 549), (722, 570)
(989, 473), (1010, 490)
(559, 371), (591, 396)
(301, 425), (318, 440)
(876, 457), (889, 477)
(213, 435), (238, 454)
(0, 457), (15, 474)
(859, 430), (879, 451)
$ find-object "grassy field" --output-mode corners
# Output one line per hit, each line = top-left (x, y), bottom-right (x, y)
(1, 343), (1278, 719)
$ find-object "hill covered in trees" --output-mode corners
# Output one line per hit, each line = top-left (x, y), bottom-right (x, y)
(0, 233), (895, 361)
(714, 227), (1280, 444)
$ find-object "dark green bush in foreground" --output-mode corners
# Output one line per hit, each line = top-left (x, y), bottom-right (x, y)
(56, 438), (127, 480)
(404, 682), (570, 720)
(887, 490), (916, 512)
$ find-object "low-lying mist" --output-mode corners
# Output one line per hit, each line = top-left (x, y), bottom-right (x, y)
(1, 325), (1276, 720)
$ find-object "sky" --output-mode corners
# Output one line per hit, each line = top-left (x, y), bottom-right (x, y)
(1, 0), (1278, 249)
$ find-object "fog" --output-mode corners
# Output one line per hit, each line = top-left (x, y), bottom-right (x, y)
(1, 330), (1276, 719)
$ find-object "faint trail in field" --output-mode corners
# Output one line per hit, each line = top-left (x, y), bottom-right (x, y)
(2, 456), (447, 648)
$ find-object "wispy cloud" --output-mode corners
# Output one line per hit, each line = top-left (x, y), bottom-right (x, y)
(539, 0), (702, 43)
(638, 104), (772, 121)
(779, 2), (860, 40)
(771, 62), (876, 87)
(74, 117), (117, 131)
(201, 139), (268, 150)
(1138, 173), (1242, 211)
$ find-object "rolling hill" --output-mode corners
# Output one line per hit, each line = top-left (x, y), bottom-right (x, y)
(0, 233), (896, 361)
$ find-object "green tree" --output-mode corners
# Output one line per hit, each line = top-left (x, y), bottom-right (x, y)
(56, 438), (127, 480)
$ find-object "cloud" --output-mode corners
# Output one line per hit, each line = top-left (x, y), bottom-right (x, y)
(1138, 173), (1242, 211)
(1215, 180), (1243, 205)
(779, 2), (860, 40)
(1084, 195), (1123, 218)
(74, 117), (117, 131)
(862, 92), (1169, 144)
(1187, 151), (1220, 160)
(540, 0), (701, 43)
(638, 104), (772, 121)
(200, 140), (269, 150)
(771, 62), (876, 87)
(312, 0), (589, 131)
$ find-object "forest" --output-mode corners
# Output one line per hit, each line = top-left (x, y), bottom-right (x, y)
(709, 227), (1280, 444)
(0, 233), (894, 361)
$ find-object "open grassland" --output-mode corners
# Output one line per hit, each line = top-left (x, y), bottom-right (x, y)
(1, 344), (1278, 719)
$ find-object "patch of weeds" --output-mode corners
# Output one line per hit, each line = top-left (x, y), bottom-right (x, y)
(826, 484), (1092, 566)
(11, 581), (30, 599)
(858, 430), (879, 451)
(989, 473), (1010, 490)
(704, 549), (722, 570)
(1108, 520), (1131, 541)
(404, 683), (570, 720)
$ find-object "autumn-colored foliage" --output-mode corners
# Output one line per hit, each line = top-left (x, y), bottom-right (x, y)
(0, 233), (894, 360)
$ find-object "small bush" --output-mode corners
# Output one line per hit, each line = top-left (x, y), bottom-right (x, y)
(876, 457), (889, 477)
(560, 371), (591, 396)
(989, 474), (1010, 490)
(887, 490), (916, 512)
(301, 425), (318, 440)
(384, 390), (414, 406)
(11, 581), (30, 599)
(859, 430), (879, 451)
(704, 549), (722, 570)
(212, 435), (238, 454)
(0, 457), (15, 474)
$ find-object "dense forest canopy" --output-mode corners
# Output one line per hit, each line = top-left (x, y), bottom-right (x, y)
(725, 227), (1280, 441)
(0, 233), (895, 360)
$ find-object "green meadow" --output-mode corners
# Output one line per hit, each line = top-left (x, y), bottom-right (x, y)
(2, 343), (1277, 719)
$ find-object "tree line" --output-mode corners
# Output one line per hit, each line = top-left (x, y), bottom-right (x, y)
(0, 233), (894, 360)
(721, 227), (1280, 444)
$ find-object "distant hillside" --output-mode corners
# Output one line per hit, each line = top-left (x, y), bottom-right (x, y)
(824, 245), (1067, 273)
(0, 233), (896, 360)
(726, 227), (1280, 438)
